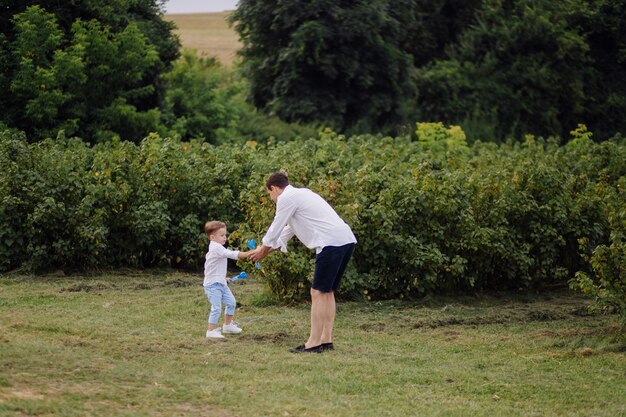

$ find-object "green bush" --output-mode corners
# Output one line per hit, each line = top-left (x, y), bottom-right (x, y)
(0, 131), (255, 270)
(1, 126), (624, 316)
(569, 131), (626, 323)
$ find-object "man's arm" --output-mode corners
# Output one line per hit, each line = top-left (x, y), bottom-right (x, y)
(262, 196), (297, 249)
(250, 224), (294, 262)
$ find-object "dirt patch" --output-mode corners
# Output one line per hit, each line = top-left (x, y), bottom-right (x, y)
(404, 306), (587, 330)
(0, 388), (45, 401)
(532, 324), (622, 338)
(163, 277), (193, 288)
(411, 314), (514, 329)
(240, 331), (290, 343)
(525, 310), (567, 321)
(61, 282), (114, 292)
(62, 335), (94, 348)
(569, 306), (595, 316)
(174, 401), (238, 417)
(131, 277), (196, 290)
(54, 272), (198, 292)
(131, 282), (154, 290)
(176, 342), (194, 350)
(359, 321), (387, 332)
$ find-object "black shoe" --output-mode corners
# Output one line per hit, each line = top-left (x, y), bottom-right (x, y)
(289, 344), (306, 353)
(321, 342), (334, 351)
(289, 344), (323, 353)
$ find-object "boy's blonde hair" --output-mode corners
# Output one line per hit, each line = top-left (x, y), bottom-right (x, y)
(204, 220), (226, 238)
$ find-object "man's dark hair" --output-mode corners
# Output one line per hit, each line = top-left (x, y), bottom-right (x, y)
(266, 172), (289, 189)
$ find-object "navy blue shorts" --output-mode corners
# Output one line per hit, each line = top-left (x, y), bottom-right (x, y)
(312, 243), (356, 292)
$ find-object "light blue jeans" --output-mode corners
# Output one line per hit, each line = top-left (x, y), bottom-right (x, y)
(204, 283), (237, 325)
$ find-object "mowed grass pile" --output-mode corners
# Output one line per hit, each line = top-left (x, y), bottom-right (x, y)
(1, 272), (624, 417)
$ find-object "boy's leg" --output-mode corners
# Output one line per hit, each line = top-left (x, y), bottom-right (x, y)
(222, 286), (237, 325)
(204, 284), (224, 330)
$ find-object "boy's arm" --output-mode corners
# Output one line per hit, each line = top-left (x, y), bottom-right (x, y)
(214, 244), (241, 260)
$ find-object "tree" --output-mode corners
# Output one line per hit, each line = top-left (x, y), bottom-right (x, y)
(413, 0), (626, 142)
(405, 0), (483, 67)
(574, 0), (626, 140)
(1, 0), (179, 104)
(232, 0), (626, 141)
(160, 51), (232, 143)
(8, 6), (87, 138)
(414, 0), (591, 141)
(231, 0), (417, 133)
(0, 1), (179, 142)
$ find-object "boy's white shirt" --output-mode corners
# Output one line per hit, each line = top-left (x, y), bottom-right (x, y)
(262, 185), (357, 254)
(203, 240), (240, 286)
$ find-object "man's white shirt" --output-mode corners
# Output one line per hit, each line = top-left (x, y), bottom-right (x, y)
(262, 185), (356, 254)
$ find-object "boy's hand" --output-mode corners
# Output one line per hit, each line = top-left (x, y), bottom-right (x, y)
(239, 251), (251, 259)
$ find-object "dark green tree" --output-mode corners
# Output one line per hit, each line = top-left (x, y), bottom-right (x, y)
(231, 0), (417, 133)
(0, 1), (179, 142)
(413, 0), (626, 142)
(1, 0), (179, 104)
(405, 0), (483, 67)
(574, 0), (626, 140)
(415, 0), (591, 141)
(160, 51), (232, 143)
(8, 6), (87, 138)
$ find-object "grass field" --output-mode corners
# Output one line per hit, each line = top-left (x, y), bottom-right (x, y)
(165, 12), (241, 66)
(1, 271), (625, 417)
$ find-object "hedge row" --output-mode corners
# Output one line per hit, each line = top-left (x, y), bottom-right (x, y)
(1, 126), (624, 311)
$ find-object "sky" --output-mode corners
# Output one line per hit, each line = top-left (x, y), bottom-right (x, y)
(163, 0), (238, 14)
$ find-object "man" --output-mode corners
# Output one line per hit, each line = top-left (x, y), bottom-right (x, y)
(249, 172), (356, 353)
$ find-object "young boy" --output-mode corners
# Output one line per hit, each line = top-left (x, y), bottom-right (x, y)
(203, 220), (250, 339)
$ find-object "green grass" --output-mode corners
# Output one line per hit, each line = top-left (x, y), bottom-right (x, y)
(1, 271), (625, 417)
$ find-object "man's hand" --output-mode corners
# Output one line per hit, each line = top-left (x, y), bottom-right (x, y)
(249, 245), (272, 262)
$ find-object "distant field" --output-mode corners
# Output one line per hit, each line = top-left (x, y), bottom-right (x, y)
(165, 12), (241, 66)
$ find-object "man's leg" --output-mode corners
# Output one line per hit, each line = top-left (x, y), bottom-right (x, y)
(319, 243), (354, 346)
(302, 243), (354, 351)
(305, 288), (334, 348)
(320, 291), (335, 344)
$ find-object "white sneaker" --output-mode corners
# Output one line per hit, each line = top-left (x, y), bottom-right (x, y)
(205, 329), (225, 339)
(222, 322), (242, 334)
